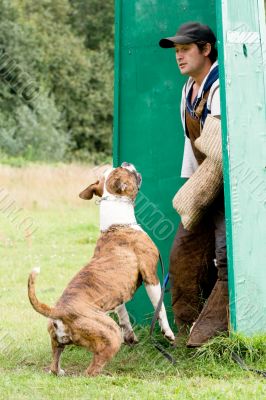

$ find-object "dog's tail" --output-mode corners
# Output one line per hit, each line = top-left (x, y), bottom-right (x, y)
(28, 267), (57, 319)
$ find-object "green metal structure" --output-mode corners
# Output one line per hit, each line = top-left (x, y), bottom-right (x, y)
(114, 0), (266, 334)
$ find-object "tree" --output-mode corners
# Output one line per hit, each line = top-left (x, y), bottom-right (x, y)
(0, 0), (114, 162)
(68, 0), (114, 51)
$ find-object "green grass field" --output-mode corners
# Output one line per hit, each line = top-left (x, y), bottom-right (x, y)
(0, 165), (266, 399)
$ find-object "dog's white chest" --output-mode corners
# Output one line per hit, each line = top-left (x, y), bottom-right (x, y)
(100, 200), (143, 232)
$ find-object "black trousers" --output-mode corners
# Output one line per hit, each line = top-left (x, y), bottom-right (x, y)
(169, 193), (227, 325)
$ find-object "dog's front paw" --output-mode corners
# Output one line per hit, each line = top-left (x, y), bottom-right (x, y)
(123, 331), (139, 346)
(163, 329), (175, 342)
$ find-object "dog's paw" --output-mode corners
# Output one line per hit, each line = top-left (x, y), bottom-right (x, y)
(123, 331), (139, 346)
(49, 369), (65, 377)
(163, 329), (175, 342)
(58, 369), (65, 376)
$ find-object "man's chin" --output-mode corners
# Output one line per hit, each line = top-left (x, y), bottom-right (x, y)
(179, 68), (189, 76)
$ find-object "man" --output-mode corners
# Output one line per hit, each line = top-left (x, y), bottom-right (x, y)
(159, 22), (228, 347)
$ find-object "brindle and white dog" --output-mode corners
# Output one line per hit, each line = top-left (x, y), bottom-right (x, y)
(28, 162), (174, 377)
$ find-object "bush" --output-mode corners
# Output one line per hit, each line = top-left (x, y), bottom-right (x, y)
(0, 93), (69, 161)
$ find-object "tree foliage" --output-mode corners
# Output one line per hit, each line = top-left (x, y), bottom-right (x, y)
(69, 0), (114, 51)
(0, 0), (114, 162)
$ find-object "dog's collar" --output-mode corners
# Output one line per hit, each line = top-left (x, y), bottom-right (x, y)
(97, 195), (135, 206)
(100, 223), (141, 233)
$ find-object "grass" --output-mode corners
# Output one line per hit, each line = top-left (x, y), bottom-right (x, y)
(0, 164), (266, 399)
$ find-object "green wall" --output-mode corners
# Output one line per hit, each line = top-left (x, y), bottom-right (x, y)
(114, 0), (216, 325)
(216, 0), (266, 334)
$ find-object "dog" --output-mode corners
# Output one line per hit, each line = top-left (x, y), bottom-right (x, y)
(28, 162), (175, 377)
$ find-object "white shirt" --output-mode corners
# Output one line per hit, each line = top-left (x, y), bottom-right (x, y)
(180, 61), (220, 178)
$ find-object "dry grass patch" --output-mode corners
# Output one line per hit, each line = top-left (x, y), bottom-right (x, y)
(0, 163), (111, 209)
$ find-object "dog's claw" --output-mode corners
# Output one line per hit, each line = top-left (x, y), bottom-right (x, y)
(163, 330), (175, 342)
(123, 331), (139, 346)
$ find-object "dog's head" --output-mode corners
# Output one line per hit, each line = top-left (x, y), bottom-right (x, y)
(79, 162), (142, 201)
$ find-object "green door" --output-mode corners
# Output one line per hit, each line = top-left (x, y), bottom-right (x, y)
(216, 0), (266, 334)
(114, 0), (217, 325)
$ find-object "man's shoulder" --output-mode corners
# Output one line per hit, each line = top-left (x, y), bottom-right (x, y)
(208, 79), (220, 101)
(208, 81), (220, 115)
(210, 79), (220, 89)
(209, 79), (220, 98)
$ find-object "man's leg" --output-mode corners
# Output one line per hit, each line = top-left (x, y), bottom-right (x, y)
(187, 196), (228, 347)
(169, 221), (216, 337)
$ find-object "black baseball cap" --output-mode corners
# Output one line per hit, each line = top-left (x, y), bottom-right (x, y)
(159, 22), (216, 48)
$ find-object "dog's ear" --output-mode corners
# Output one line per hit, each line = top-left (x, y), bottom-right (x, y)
(79, 179), (104, 200)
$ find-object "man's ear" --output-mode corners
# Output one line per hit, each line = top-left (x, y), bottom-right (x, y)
(79, 179), (104, 200)
(203, 42), (212, 57)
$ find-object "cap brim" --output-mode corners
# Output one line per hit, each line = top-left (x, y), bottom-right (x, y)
(159, 35), (193, 48)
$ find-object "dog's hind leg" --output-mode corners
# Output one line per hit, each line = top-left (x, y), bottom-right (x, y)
(145, 283), (175, 342)
(115, 304), (138, 345)
(73, 310), (122, 377)
(49, 337), (65, 376)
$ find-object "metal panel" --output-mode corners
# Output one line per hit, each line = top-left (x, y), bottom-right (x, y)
(216, 0), (266, 334)
(114, 0), (216, 324)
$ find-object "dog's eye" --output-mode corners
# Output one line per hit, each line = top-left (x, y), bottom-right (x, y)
(53, 322), (58, 329)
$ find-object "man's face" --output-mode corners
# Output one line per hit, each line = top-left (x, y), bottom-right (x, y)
(175, 43), (210, 77)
